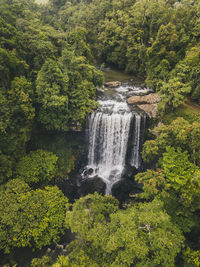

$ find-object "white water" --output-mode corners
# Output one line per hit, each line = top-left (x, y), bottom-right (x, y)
(88, 100), (132, 194)
(130, 114), (141, 169)
(85, 84), (148, 194)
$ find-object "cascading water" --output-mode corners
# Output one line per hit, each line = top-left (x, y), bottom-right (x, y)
(130, 114), (142, 169)
(87, 101), (132, 194)
(83, 84), (149, 194)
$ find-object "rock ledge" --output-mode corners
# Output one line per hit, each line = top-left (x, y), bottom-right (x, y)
(127, 93), (160, 105)
(128, 93), (161, 118)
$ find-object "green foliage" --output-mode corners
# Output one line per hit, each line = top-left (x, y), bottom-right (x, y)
(183, 247), (200, 267)
(0, 76), (35, 160)
(0, 48), (27, 88)
(0, 0), (200, 265)
(184, 46), (200, 103)
(30, 133), (76, 179)
(36, 51), (103, 131)
(142, 140), (159, 163)
(137, 146), (200, 233)
(66, 192), (119, 238)
(67, 27), (94, 62)
(160, 147), (200, 213)
(135, 169), (170, 200)
(158, 77), (191, 112)
(59, 49), (103, 123)
(142, 118), (200, 166)
(52, 252), (99, 267)
(15, 149), (58, 186)
(0, 151), (14, 185)
(65, 193), (184, 266)
(160, 147), (198, 190)
(36, 58), (69, 131)
(31, 255), (53, 267)
(0, 179), (68, 253)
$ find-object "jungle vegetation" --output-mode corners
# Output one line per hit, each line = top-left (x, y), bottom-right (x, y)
(0, 0), (200, 266)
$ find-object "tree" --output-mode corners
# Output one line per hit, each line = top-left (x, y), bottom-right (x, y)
(0, 48), (27, 88)
(64, 193), (184, 266)
(36, 51), (103, 131)
(36, 58), (69, 131)
(135, 169), (169, 201)
(15, 149), (58, 186)
(0, 179), (68, 253)
(183, 247), (200, 267)
(0, 151), (14, 185)
(58, 49), (103, 126)
(0, 76), (35, 160)
(160, 147), (198, 190)
(160, 147), (200, 213)
(142, 118), (200, 166)
(158, 77), (191, 112)
(136, 147), (200, 233)
(67, 27), (93, 62)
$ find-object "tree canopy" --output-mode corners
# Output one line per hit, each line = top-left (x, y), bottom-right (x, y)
(0, 179), (68, 253)
(0, 0), (200, 266)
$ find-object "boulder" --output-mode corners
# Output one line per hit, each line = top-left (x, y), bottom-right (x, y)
(112, 179), (143, 203)
(104, 81), (121, 88)
(80, 176), (106, 196)
(127, 93), (161, 118)
(58, 179), (79, 202)
(127, 93), (160, 105)
(137, 104), (158, 118)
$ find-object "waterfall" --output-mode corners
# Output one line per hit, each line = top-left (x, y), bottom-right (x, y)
(84, 84), (148, 194)
(130, 114), (141, 169)
(87, 101), (132, 194)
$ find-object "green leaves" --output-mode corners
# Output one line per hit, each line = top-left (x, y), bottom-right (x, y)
(64, 194), (184, 267)
(36, 58), (69, 131)
(160, 147), (197, 190)
(159, 77), (191, 111)
(142, 118), (200, 165)
(15, 149), (58, 187)
(0, 179), (68, 253)
(35, 50), (103, 131)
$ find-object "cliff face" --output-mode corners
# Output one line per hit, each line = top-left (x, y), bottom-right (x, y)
(127, 93), (161, 118)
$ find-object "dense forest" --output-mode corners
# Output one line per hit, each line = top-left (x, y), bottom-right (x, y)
(0, 0), (200, 266)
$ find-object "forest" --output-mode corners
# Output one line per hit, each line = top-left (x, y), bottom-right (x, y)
(0, 0), (200, 266)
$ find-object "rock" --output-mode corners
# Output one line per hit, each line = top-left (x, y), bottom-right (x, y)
(58, 179), (79, 202)
(112, 179), (143, 203)
(127, 93), (161, 118)
(104, 81), (121, 88)
(137, 104), (158, 118)
(127, 93), (160, 105)
(80, 176), (106, 196)
(96, 87), (104, 93)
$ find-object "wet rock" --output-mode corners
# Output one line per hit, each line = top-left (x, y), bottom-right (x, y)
(82, 168), (94, 178)
(58, 179), (79, 202)
(96, 87), (104, 93)
(122, 165), (138, 178)
(104, 81), (121, 88)
(112, 179), (135, 202)
(112, 179), (143, 203)
(80, 176), (106, 196)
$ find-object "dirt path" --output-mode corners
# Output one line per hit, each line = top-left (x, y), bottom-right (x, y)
(182, 97), (200, 114)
